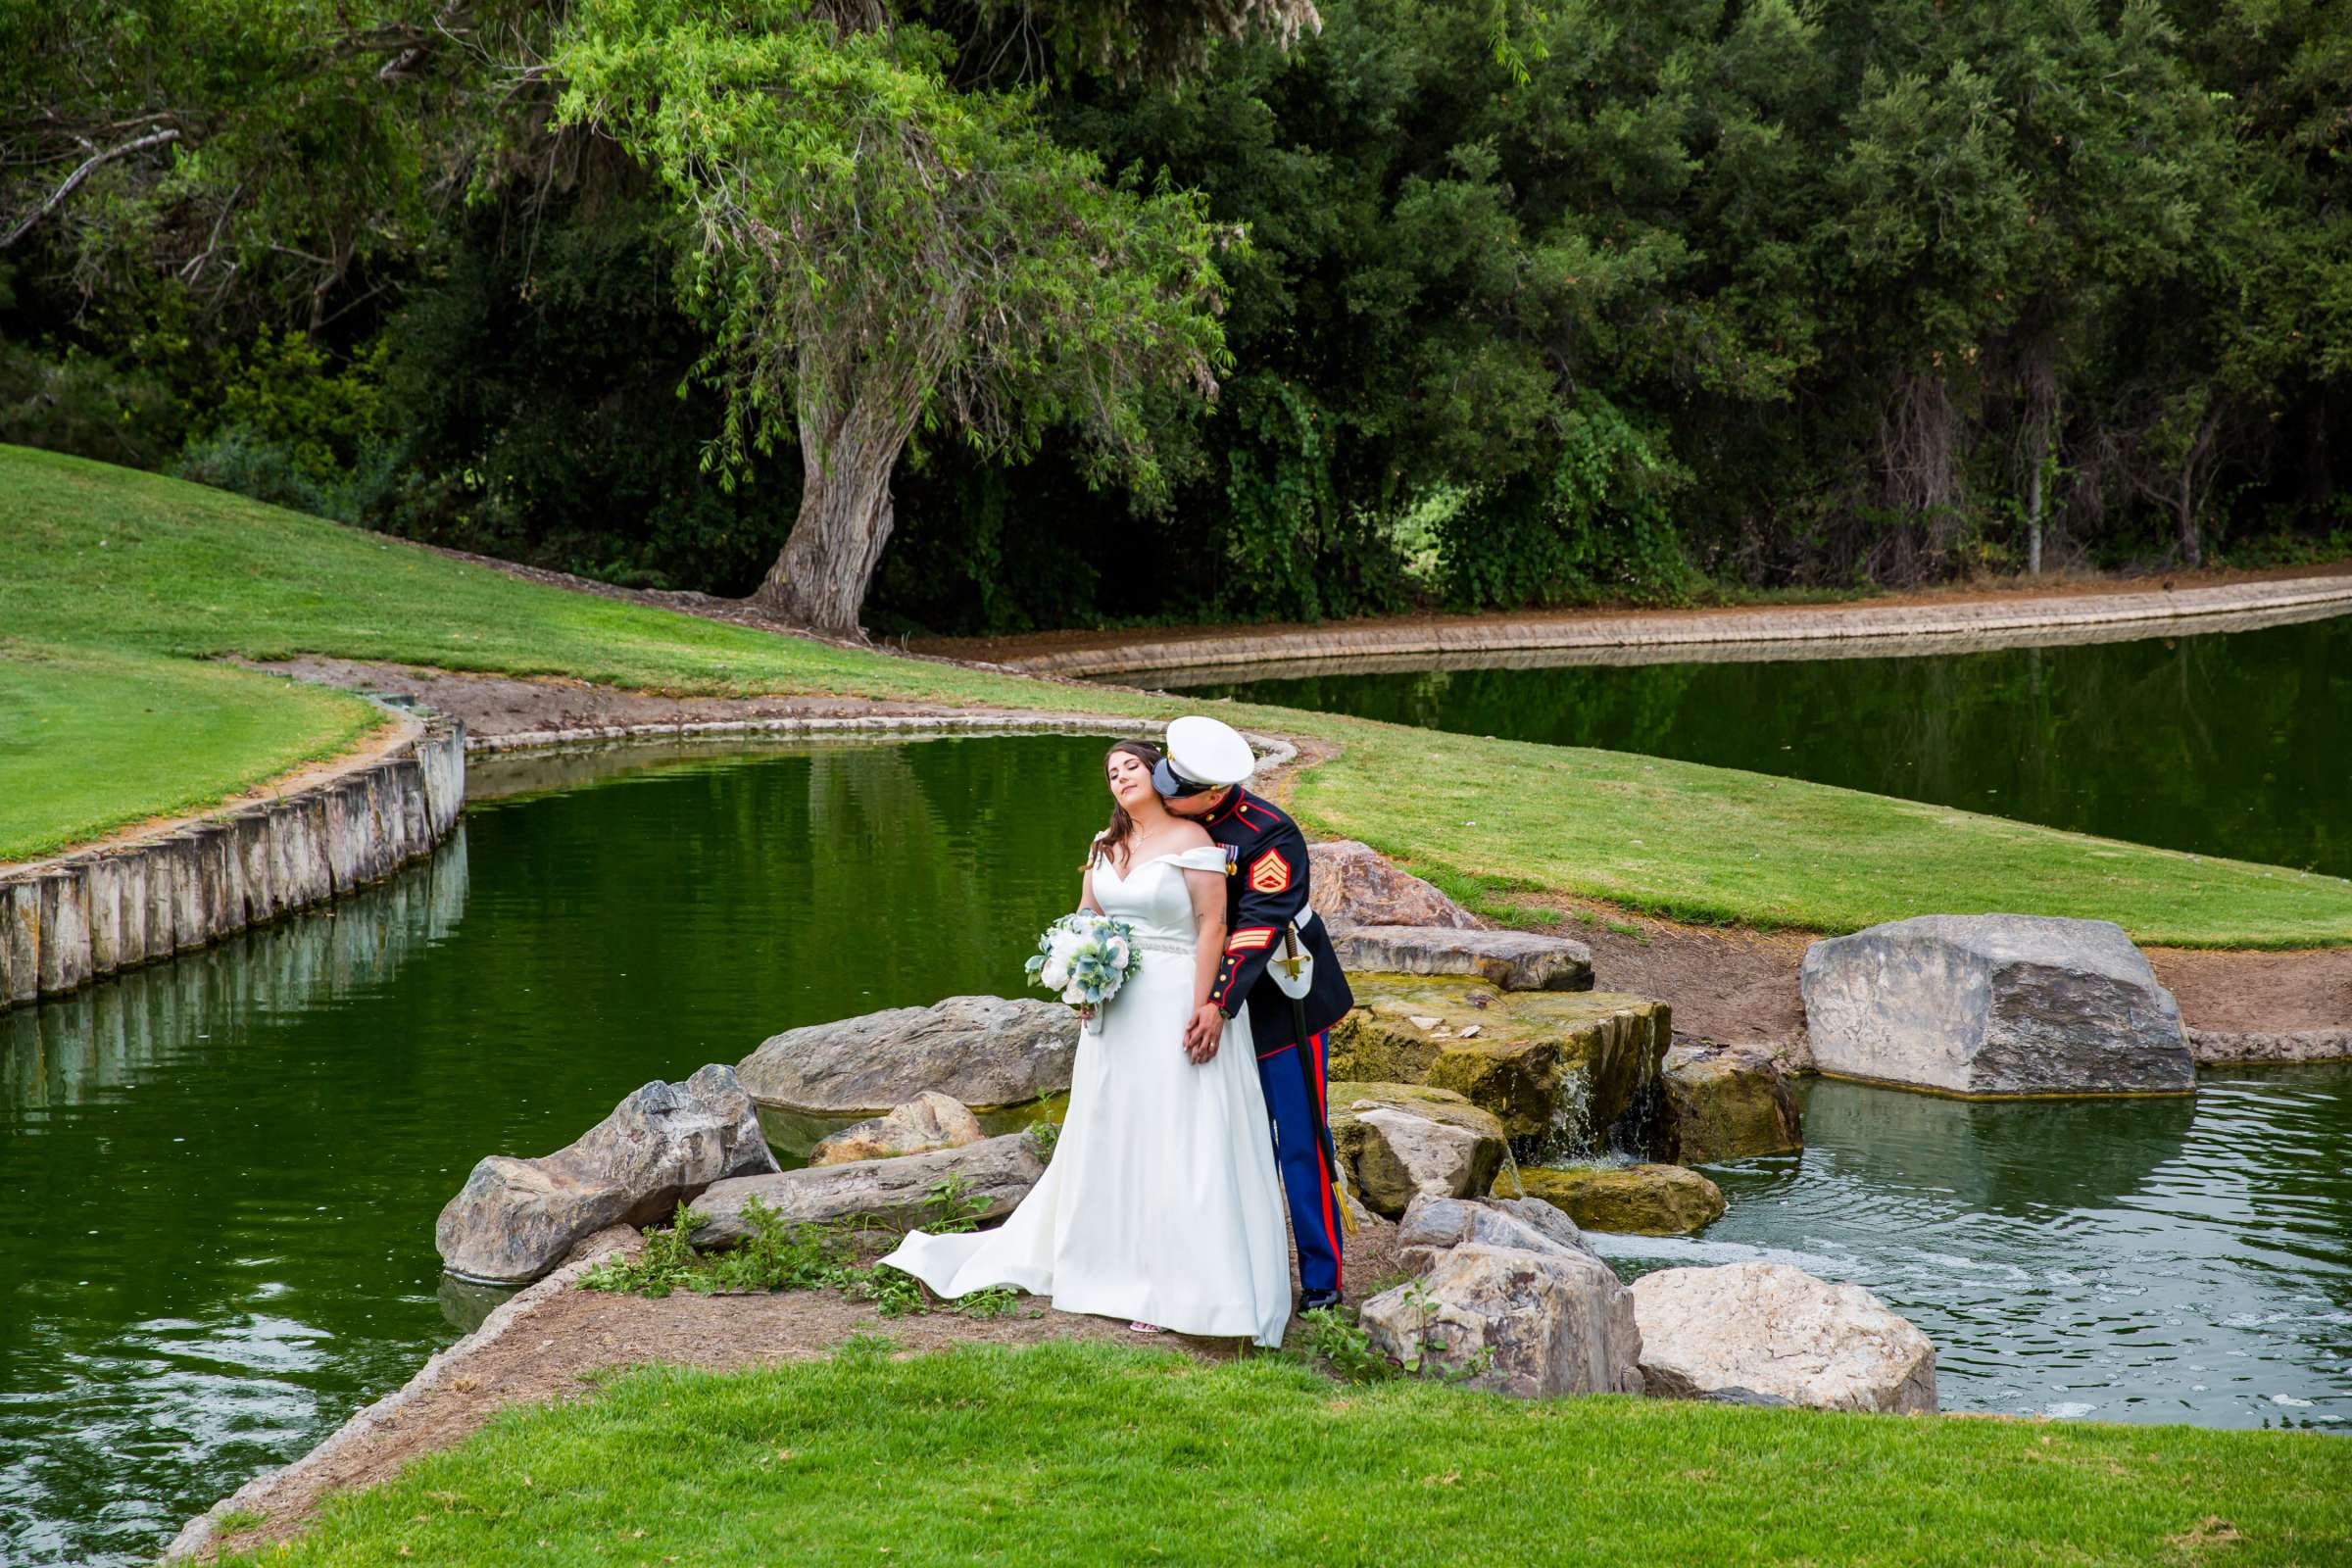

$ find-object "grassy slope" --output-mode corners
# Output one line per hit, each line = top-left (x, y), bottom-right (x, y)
(222, 1342), (2350, 1567)
(6, 443), (2349, 945)
(0, 640), (381, 862)
(1302, 724), (2352, 945)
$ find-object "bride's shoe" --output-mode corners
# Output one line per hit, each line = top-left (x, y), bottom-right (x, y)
(1128, 1320), (1166, 1335)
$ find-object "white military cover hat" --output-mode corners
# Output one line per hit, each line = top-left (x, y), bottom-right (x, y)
(1152, 714), (1256, 797)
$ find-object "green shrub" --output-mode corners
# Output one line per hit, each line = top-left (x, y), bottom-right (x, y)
(172, 425), (351, 520)
(1439, 393), (1696, 609)
(0, 342), (180, 467)
(204, 327), (391, 484)
(171, 328), (403, 523)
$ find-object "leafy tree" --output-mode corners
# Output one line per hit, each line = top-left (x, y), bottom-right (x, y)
(0, 0), (523, 328)
(5, 0), (2348, 628)
(552, 0), (1282, 634)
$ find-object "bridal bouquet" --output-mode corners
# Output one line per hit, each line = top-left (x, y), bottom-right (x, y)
(1025, 913), (1141, 1037)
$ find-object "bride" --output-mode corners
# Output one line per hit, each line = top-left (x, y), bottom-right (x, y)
(880, 740), (1292, 1347)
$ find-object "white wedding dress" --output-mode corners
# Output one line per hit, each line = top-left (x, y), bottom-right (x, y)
(881, 846), (1293, 1347)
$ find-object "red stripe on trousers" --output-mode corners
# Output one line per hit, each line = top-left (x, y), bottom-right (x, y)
(1308, 1030), (1342, 1287)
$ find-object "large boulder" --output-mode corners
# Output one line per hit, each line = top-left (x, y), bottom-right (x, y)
(1361, 1243), (1643, 1397)
(691, 1132), (1046, 1248)
(1394, 1193), (1600, 1274)
(1334, 926), (1593, 992)
(1632, 1262), (1937, 1414)
(738, 996), (1078, 1116)
(1510, 1162), (1725, 1236)
(1653, 1043), (1803, 1163)
(1327, 1083), (1506, 1217)
(436, 1064), (777, 1285)
(1328, 977), (1669, 1147)
(808, 1091), (985, 1167)
(1799, 914), (2193, 1098)
(1307, 840), (1480, 929)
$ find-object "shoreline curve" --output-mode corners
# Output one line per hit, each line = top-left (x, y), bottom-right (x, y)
(963, 573), (2352, 679)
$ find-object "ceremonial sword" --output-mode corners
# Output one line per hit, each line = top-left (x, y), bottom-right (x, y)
(1277, 922), (1357, 1238)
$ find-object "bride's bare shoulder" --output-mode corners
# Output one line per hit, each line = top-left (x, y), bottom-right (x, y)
(1165, 820), (1214, 851)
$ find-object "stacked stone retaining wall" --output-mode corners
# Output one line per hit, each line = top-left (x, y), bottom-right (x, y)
(0, 713), (465, 1013)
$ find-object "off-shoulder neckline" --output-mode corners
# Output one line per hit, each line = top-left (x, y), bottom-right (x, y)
(1101, 843), (1222, 880)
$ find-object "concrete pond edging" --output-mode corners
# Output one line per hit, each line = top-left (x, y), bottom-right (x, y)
(992, 573), (2352, 679)
(464, 710), (1298, 772)
(0, 708), (466, 1015)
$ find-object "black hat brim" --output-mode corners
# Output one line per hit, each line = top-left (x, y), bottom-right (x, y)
(1152, 758), (1205, 798)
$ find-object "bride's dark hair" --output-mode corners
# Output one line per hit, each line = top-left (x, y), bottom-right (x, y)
(1091, 740), (1165, 872)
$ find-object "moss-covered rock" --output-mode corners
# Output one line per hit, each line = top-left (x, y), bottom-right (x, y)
(1508, 1162), (1726, 1236)
(1327, 1082), (1506, 1217)
(1327, 976), (1669, 1144)
(1653, 1044), (1803, 1164)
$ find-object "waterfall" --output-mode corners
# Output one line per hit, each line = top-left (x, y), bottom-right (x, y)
(1513, 1064), (1594, 1167)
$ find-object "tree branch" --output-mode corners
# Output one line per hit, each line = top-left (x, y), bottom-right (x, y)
(1, 126), (180, 249)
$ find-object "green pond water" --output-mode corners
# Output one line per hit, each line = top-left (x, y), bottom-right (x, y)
(4, 729), (2348, 1565)
(1178, 608), (2352, 876)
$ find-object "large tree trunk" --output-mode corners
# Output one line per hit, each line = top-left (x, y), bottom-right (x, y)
(752, 389), (919, 637)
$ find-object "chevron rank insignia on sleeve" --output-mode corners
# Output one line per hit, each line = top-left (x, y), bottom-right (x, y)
(1249, 849), (1291, 894)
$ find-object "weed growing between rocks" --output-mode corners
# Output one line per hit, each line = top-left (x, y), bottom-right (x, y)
(1290, 1294), (1496, 1387)
(579, 1179), (1029, 1322)
(1295, 1308), (1395, 1383)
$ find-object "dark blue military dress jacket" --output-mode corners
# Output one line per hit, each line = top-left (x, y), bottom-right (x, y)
(1200, 787), (1354, 1046)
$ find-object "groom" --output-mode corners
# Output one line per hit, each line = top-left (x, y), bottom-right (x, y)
(1156, 715), (1354, 1313)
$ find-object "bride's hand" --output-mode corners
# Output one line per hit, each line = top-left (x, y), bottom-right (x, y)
(1075, 1003), (1096, 1025)
(1183, 1004), (1223, 1062)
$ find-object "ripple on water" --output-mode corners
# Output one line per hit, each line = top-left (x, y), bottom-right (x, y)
(1593, 1070), (2352, 1428)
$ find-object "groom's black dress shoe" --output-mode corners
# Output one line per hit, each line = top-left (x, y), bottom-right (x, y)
(1298, 1289), (1343, 1314)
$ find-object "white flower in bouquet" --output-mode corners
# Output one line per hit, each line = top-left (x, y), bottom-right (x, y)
(1025, 912), (1143, 1035)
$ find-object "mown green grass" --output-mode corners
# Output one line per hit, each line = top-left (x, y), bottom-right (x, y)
(0, 639), (381, 862)
(219, 1341), (2350, 1567)
(1305, 723), (2352, 946)
(7, 443), (2349, 944)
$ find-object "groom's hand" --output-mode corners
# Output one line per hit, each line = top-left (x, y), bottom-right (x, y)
(1184, 1004), (1224, 1062)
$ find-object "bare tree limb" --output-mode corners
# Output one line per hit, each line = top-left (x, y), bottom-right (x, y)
(1, 126), (181, 248)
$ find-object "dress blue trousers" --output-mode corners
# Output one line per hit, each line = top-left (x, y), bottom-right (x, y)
(1254, 1026), (1342, 1297)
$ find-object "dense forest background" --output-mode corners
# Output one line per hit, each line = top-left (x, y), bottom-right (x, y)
(5, 0), (2348, 634)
